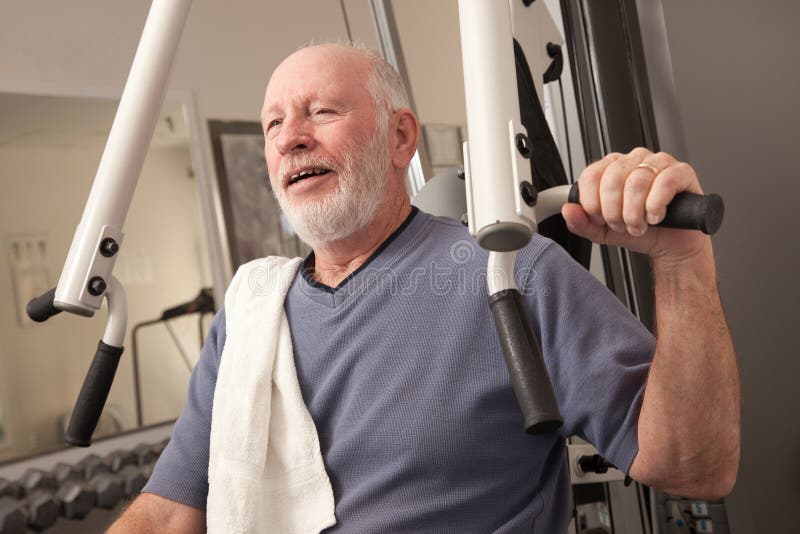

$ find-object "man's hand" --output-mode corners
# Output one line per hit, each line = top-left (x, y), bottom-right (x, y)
(559, 148), (740, 499)
(561, 147), (709, 265)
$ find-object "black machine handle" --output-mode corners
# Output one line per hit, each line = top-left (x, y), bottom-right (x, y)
(489, 289), (563, 434)
(568, 183), (725, 235)
(65, 341), (124, 447)
(26, 287), (62, 322)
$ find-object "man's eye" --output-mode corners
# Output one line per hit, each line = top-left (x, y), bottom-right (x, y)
(314, 109), (334, 115)
(267, 119), (281, 131)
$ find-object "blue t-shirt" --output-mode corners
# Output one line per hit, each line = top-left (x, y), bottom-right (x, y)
(144, 208), (654, 533)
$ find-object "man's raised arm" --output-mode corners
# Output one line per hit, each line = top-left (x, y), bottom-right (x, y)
(562, 148), (740, 499)
(107, 493), (205, 534)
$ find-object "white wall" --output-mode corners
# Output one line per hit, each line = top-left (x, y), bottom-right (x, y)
(659, 1), (800, 532)
(0, 141), (208, 460)
(392, 0), (466, 126)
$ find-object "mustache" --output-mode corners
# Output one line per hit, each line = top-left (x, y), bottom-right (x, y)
(278, 152), (341, 182)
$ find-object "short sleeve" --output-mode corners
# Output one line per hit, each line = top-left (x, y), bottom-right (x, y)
(518, 241), (655, 474)
(142, 308), (226, 509)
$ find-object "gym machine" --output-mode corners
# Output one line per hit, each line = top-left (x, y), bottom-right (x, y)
(131, 288), (215, 427)
(24, 0), (194, 448)
(456, 0), (722, 434)
(22, 0), (723, 455)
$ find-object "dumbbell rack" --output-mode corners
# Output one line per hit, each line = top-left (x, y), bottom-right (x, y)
(0, 422), (171, 533)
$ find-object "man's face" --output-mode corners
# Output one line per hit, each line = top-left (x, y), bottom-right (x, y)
(261, 46), (391, 246)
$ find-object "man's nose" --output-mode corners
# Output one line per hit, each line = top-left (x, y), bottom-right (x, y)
(276, 116), (316, 154)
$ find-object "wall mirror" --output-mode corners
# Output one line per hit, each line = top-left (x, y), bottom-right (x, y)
(0, 92), (216, 462)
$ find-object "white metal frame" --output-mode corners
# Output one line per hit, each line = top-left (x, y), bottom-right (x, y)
(53, 0), (193, 328)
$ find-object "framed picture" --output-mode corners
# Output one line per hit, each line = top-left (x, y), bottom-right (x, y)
(207, 120), (309, 270)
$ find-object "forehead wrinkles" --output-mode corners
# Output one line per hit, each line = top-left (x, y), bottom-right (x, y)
(264, 52), (373, 112)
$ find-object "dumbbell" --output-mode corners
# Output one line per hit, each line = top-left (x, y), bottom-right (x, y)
(118, 464), (153, 498)
(0, 480), (22, 500)
(0, 493), (59, 533)
(0, 497), (26, 534)
(76, 454), (109, 480)
(132, 442), (159, 466)
(88, 473), (124, 509)
(104, 450), (137, 473)
(1, 475), (61, 533)
(22, 491), (60, 531)
(9, 467), (97, 527)
(75, 452), (142, 508)
(19, 469), (57, 496)
(11, 470), (60, 530)
(54, 480), (96, 520)
(46, 462), (98, 521)
(25, 493), (60, 532)
(52, 462), (82, 487)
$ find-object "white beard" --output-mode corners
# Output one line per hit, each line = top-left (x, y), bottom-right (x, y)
(271, 122), (391, 248)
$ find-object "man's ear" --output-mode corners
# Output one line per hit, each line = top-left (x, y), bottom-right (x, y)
(390, 108), (419, 170)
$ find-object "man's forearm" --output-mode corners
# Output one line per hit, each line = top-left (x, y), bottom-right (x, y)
(632, 240), (740, 498)
(106, 493), (205, 534)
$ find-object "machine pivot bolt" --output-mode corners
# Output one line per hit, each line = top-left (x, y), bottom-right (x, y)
(578, 453), (614, 475)
(520, 181), (537, 206)
(87, 277), (107, 296)
(100, 238), (119, 257)
(515, 133), (532, 158)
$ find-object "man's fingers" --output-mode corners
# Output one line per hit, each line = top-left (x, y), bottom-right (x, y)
(577, 149), (703, 239)
(563, 203), (661, 253)
(579, 153), (622, 226)
(598, 157), (629, 233)
(562, 203), (607, 243)
(621, 168), (653, 236)
(645, 162), (703, 225)
(622, 152), (675, 235)
(598, 148), (651, 233)
(569, 149), (706, 259)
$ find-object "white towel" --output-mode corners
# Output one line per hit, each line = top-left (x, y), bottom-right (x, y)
(207, 256), (336, 534)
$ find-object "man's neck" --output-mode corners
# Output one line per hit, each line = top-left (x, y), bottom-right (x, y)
(310, 197), (412, 288)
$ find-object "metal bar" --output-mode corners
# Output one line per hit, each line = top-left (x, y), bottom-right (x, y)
(369, 0), (429, 195)
(560, 0), (605, 162)
(560, 0), (632, 309)
(632, 0), (689, 161)
(54, 0), (194, 315)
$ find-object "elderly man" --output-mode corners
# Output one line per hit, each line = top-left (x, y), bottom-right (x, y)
(110, 43), (739, 533)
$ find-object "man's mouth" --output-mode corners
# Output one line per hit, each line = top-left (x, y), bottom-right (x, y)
(288, 168), (332, 186)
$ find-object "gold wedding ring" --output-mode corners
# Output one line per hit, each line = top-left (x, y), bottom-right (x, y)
(636, 162), (660, 176)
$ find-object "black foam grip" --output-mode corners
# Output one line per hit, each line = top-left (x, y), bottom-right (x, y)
(489, 289), (563, 434)
(65, 341), (124, 447)
(568, 183), (724, 235)
(26, 288), (62, 323)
